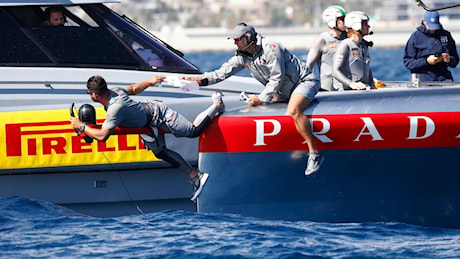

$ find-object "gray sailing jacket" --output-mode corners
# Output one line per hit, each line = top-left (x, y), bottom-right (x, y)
(306, 31), (346, 91)
(332, 38), (374, 90)
(201, 35), (315, 102)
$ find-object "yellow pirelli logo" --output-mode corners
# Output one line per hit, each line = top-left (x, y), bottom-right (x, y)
(1, 108), (158, 170)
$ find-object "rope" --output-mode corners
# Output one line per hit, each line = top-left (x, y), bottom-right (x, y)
(99, 142), (145, 215)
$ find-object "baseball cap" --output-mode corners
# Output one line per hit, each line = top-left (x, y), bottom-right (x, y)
(424, 11), (441, 30)
(227, 22), (256, 39)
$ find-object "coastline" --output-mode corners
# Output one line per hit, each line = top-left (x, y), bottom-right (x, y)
(153, 25), (460, 53)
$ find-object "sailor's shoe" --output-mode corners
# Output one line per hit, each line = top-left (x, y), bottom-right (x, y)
(305, 153), (324, 176)
(212, 92), (225, 115)
(190, 172), (209, 202)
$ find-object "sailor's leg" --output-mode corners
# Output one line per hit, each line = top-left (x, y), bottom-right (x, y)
(141, 133), (194, 175)
(155, 148), (195, 175)
(288, 93), (317, 153)
(188, 92), (224, 137)
(288, 80), (324, 175)
(187, 106), (216, 138)
(160, 93), (224, 138)
(140, 131), (208, 201)
(288, 80), (320, 153)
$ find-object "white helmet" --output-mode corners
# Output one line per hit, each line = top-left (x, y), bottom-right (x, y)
(322, 5), (346, 28)
(344, 11), (369, 31)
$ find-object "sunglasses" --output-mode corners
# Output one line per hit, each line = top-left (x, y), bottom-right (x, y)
(234, 37), (243, 42)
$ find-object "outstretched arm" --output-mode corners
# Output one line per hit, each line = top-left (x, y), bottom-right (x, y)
(183, 56), (246, 86)
(70, 117), (114, 142)
(127, 76), (165, 95)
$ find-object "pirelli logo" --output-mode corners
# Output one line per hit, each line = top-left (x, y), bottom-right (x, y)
(5, 121), (146, 157)
(0, 108), (154, 171)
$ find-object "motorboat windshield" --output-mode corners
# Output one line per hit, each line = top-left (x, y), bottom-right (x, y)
(0, 3), (201, 73)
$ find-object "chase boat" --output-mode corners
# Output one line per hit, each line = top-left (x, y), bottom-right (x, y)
(198, 83), (460, 229)
(0, 0), (259, 217)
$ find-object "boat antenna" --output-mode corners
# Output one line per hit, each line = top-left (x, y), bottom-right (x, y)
(415, 0), (460, 11)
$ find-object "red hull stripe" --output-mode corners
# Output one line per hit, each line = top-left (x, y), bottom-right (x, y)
(199, 112), (460, 153)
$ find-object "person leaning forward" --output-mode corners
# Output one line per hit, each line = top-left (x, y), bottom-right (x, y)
(69, 75), (225, 202)
(183, 22), (324, 176)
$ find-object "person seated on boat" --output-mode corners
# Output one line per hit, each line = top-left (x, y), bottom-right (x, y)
(332, 11), (375, 90)
(182, 22), (324, 176)
(306, 5), (347, 91)
(403, 10), (459, 83)
(42, 6), (66, 26)
(69, 75), (225, 202)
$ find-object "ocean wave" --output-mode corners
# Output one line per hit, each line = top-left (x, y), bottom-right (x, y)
(1, 196), (460, 258)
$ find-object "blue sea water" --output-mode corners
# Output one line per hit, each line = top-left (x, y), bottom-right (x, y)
(3, 48), (460, 259)
(2, 196), (460, 259)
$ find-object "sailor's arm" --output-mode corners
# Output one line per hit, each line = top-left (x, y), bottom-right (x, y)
(332, 45), (352, 87)
(306, 37), (325, 70)
(127, 76), (165, 95)
(182, 77), (205, 86)
(182, 56), (245, 86)
(70, 117), (114, 142)
(445, 32), (459, 68)
(332, 45), (366, 90)
(258, 44), (284, 103)
(403, 34), (432, 71)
